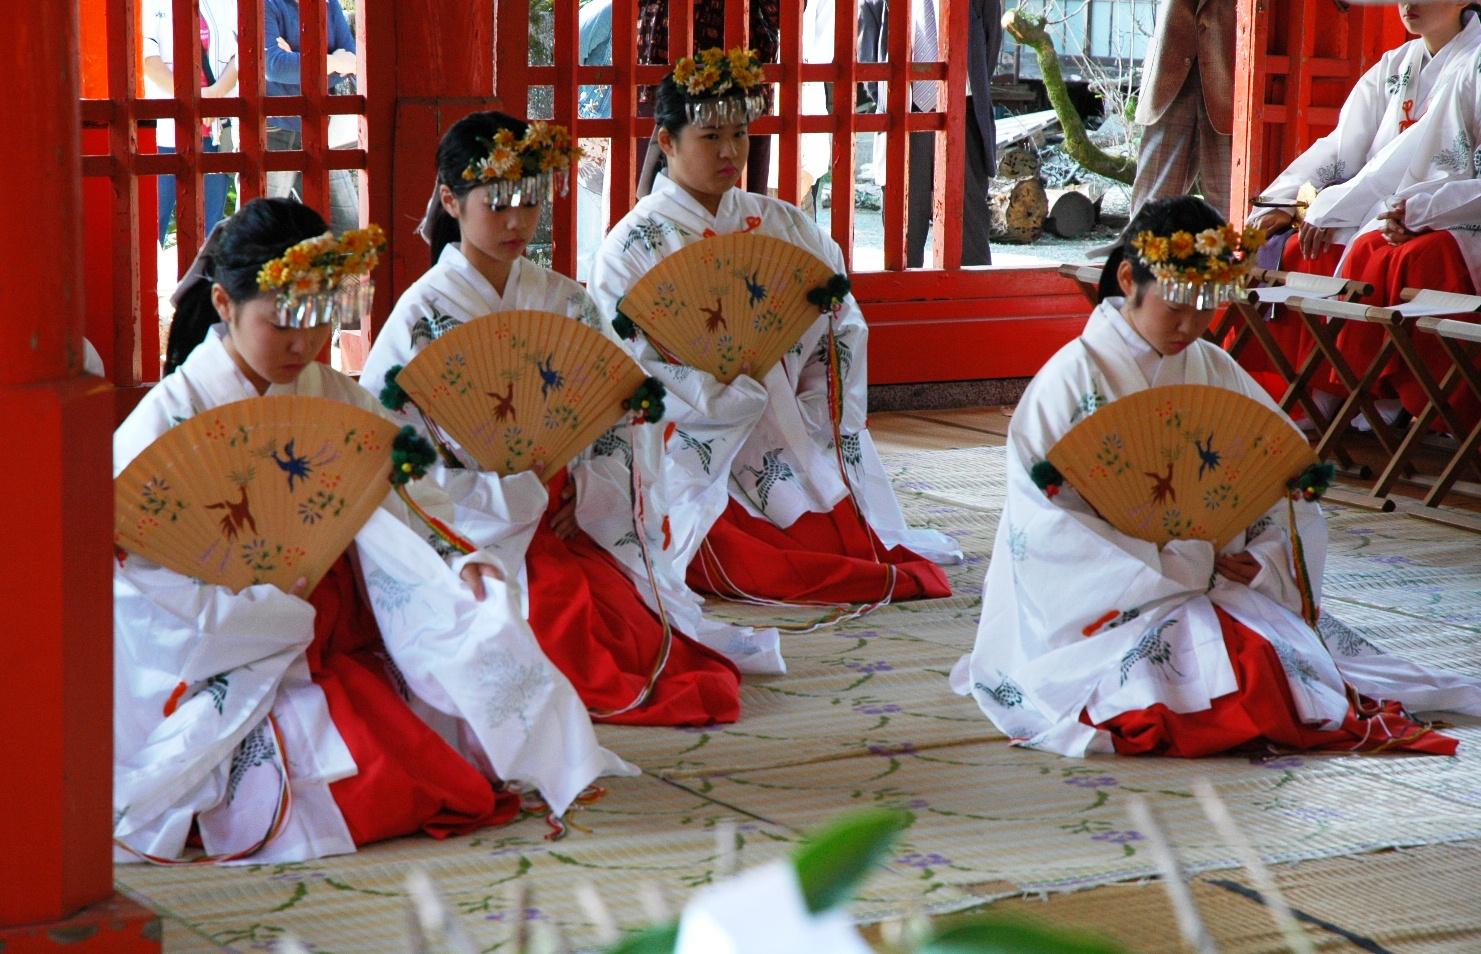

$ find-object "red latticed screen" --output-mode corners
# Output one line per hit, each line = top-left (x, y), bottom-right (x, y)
(79, 0), (377, 389)
(1231, 0), (1407, 218)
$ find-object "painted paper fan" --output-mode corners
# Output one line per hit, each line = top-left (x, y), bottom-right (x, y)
(1045, 385), (1317, 548)
(116, 396), (404, 593)
(617, 232), (841, 383)
(394, 310), (653, 476)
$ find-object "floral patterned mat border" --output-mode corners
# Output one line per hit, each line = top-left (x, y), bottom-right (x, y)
(119, 444), (1481, 952)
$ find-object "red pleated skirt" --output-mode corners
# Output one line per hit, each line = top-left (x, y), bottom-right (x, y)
(1230, 232), (1345, 406)
(524, 470), (741, 727)
(1088, 608), (1456, 757)
(1338, 229), (1479, 431)
(688, 494), (952, 605)
(306, 555), (521, 847)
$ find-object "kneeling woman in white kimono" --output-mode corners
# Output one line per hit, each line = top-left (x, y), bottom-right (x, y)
(115, 198), (630, 864)
(589, 50), (958, 610)
(950, 196), (1481, 758)
(361, 112), (743, 725)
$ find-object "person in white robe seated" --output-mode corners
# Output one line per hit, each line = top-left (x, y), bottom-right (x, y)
(1243, 2), (1481, 428)
(951, 195), (1481, 758)
(114, 198), (632, 864)
(588, 48), (960, 614)
(361, 111), (748, 724)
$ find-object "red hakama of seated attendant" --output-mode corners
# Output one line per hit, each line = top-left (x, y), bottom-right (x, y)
(307, 556), (521, 846)
(1335, 229), (1480, 432)
(1087, 608), (1456, 758)
(1231, 232), (1346, 406)
(688, 496), (952, 605)
(525, 469), (741, 727)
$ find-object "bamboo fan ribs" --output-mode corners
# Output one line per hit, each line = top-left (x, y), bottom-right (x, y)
(1045, 385), (1318, 548)
(115, 396), (405, 593)
(617, 232), (840, 383)
(395, 310), (653, 476)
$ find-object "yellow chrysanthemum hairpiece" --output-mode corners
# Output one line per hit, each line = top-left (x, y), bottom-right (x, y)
(1130, 224), (1266, 308)
(671, 47), (768, 126)
(461, 121), (583, 208)
(256, 224), (385, 328)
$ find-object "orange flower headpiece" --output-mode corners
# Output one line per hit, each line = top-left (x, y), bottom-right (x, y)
(671, 47), (768, 126)
(461, 121), (582, 208)
(1130, 224), (1267, 309)
(256, 225), (385, 328)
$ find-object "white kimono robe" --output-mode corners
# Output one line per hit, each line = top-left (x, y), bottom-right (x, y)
(1299, 17), (1481, 282)
(949, 300), (1481, 757)
(359, 246), (785, 675)
(114, 326), (633, 864)
(587, 175), (962, 597)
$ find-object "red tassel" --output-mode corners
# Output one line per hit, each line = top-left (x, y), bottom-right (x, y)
(661, 515), (672, 550)
(1082, 610), (1120, 638)
(162, 680), (189, 718)
(664, 421), (677, 446)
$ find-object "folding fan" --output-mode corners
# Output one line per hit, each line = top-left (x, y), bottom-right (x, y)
(1046, 384), (1317, 549)
(395, 310), (651, 476)
(115, 395), (404, 593)
(617, 232), (840, 383)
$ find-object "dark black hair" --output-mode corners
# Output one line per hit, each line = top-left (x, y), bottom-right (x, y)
(425, 110), (531, 265)
(1096, 194), (1228, 304)
(654, 75), (694, 137)
(165, 197), (330, 375)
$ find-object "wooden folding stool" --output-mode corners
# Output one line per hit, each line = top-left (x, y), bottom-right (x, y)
(1371, 289), (1481, 509)
(1285, 296), (1416, 496)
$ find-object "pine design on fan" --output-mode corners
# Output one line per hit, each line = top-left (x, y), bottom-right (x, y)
(741, 448), (794, 512)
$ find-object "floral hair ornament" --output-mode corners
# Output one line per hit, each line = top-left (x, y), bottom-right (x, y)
(256, 225), (386, 328)
(1130, 223), (1266, 309)
(461, 121), (583, 209)
(671, 47), (768, 126)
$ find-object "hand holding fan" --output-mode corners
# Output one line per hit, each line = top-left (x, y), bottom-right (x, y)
(383, 310), (664, 477)
(614, 232), (848, 384)
(116, 395), (434, 593)
(1039, 385), (1320, 549)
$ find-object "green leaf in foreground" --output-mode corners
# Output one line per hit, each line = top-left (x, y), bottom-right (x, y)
(794, 808), (913, 915)
(917, 919), (1127, 954)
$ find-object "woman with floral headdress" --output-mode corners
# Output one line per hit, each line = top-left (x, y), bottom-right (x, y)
(114, 198), (631, 864)
(588, 49), (960, 622)
(950, 195), (1481, 759)
(361, 112), (749, 725)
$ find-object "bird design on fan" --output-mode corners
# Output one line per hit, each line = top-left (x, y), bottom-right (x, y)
(617, 232), (842, 384)
(270, 437), (333, 492)
(488, 381), (517, 422)
(205, 485), (257, 542)
(537, 354), (565, 397)
(1044, 384), (1319, 548)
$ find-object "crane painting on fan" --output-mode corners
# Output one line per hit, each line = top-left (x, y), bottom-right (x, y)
(743, 270), (766, 305)
(537, 353), (565, 397)
(1144, 462), (1177, 506)
(701, 297), (727, 333)
(1194, 434), (1222, 480)
(205, 484), (257, 541)
(488, 381), (517, 422)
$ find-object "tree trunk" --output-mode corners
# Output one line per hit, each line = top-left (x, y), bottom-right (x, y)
(1002, 8), (1137, 185)
(1045, 187), (1098, 238)
(988, 176), (1049, 243)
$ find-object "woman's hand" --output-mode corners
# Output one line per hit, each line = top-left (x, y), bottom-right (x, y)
(1214, 552), (1261, 586)
(1298, 220), (1337, 260)
(1247, 208), (1294, 234)
(549, 479), (580, 540)
(459, 561), (505, 602)
(1377, 198), (1423, 245)
(288, 576), (309, 598)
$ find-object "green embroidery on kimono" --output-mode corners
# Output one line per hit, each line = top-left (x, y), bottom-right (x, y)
(1315, 158), (1347, 187)
(410, 312), (459, 348)
(1434, 130), (1476, 174)
(204, 673), (229, 714)
(1071, 382), (1107, 423)
(621, 218), (692, 253)
(1386, 66), (1411, 96)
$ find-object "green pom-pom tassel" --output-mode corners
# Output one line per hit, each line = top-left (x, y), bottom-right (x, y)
(390, 426), (437, 485)
(379, 364), (410, 412)
(1289, 461), (1337, 501)
(807, 273), (852, 309)
(612, 301), (638, 340)
(622, 376), (667, 423)
(1029, 459), (1064, 499)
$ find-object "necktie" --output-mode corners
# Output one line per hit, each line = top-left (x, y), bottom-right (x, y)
(911, 0), (938, 112)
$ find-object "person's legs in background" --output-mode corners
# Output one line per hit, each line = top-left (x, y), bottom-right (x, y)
(157, 145), (177, 247)
(265, 127), (302, 201)
(1129, 70), (1200, 218)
